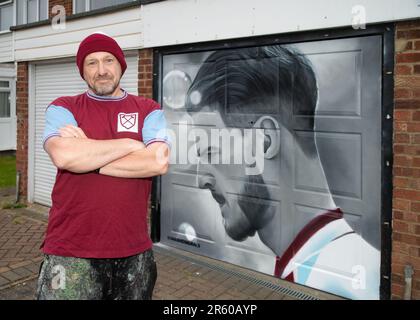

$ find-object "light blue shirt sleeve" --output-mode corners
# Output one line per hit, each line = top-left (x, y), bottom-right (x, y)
(43, 105), (78, 147)
(142, 109), (171, 147)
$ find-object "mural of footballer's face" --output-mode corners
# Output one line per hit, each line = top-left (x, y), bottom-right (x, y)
(189, 108), (278, 243)
(183, 44), (318, 250)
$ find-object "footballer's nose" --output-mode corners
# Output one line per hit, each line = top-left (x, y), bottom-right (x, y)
(198, 173), (216, 191)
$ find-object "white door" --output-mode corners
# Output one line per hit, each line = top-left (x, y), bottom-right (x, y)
(31, 55), (138, 206)
(0, 78), (16, 151)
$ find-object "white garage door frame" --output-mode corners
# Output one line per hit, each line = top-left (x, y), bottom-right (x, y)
(28, 52), (139, 205)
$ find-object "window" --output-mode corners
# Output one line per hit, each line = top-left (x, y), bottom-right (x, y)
(0, 81), (10, 118)
(75, 0), (136, 14)
(0, 0), (13, 31)
(17, 0), (48, 26)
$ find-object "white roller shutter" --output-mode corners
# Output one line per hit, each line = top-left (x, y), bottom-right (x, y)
(33, 55), (138, 206)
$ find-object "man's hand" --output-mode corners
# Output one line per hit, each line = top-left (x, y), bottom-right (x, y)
(59, 125), (88, 139)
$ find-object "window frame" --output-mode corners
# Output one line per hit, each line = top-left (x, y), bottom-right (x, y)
(73, 0), (88, 14)
(72, 0), (137, 14)
(0, 0), (12, 6)
(0, 78), (12, 120)
(0, 0), (14, 33)
(18, 0), (49, 26)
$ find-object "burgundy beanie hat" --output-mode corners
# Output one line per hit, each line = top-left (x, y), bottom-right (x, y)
(76, 33), (127, 79)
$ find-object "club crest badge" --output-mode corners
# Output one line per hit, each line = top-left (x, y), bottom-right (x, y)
(117, 112), (138, 133)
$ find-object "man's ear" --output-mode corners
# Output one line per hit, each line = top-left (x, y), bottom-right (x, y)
(253, 116), (280, 159)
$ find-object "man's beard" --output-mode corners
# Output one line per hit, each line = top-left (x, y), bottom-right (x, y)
(219, 174), (274, 242)
(89, 77), (120, 96)
(237, 174), (275, 229)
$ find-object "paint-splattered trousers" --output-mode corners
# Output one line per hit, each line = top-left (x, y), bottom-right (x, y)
(36, 249), (157, 300)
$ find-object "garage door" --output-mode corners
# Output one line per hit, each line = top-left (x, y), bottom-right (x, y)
(32, 55), (138, 206)
(159, 35), (382, 300)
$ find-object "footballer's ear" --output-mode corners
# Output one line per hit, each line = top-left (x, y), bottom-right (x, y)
(253, 115), (280, 159)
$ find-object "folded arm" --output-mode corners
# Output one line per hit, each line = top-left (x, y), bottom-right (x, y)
(45, 132), (144, 173)
(99, 142), (170, 178)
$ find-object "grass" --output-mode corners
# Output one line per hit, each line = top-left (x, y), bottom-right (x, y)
(0, 155), (16, 188)
(2, 202), (27, 210)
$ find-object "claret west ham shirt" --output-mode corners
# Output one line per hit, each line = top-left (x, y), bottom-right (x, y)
(41, 89), (169, 258)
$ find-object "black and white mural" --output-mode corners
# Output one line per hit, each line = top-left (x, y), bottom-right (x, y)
(159, 35), (382, 299)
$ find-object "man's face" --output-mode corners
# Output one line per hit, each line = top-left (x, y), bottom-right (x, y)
(83, 51), (122, 96)
(190, 108), (276, 242)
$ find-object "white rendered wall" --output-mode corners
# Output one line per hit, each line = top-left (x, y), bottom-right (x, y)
(142, 0), (420, 47)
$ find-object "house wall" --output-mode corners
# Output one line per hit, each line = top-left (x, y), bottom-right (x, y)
(0, 32), (13, 63)
(392, 19), (420, 300)
(49, 0), (72, 18)
(16, 62), (28, 201)
(13, 7), (142, 62)
(142, 0), (420, 48)
(138, 48), (153, 99)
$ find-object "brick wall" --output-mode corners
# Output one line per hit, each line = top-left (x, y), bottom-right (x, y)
(392, 19), (420, 299)
(138, 48), (154, 99)
(49, 0), (73, 19)
(16, 62), (28, 203)
(138, 48), (154, 234)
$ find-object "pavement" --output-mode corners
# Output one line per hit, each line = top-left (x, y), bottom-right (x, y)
(0, 187), (341, 300)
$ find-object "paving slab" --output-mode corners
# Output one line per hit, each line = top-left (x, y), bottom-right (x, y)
(0, 203), (342, 300)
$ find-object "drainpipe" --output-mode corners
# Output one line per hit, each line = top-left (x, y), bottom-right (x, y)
(403, 264), (414, 300)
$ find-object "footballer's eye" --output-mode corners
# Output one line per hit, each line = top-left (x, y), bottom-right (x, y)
(196, 146), (220, 163)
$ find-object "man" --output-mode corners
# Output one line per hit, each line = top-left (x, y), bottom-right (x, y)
(36, 33), (170, 300)
(177, 45), (380, 299)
